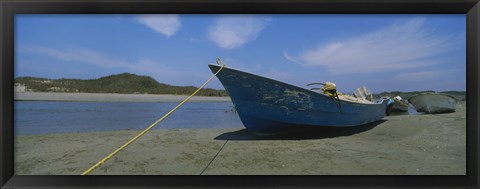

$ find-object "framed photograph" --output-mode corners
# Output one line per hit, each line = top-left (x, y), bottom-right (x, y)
(1, 0), (479, 188)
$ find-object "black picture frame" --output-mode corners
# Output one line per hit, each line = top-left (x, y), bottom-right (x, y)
(1, 0), (479, 188)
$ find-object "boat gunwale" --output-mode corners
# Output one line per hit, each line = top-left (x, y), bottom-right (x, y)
(209, 64), (384, 106)
(393, 98), (409, 106)
(408, 93), (458, 102)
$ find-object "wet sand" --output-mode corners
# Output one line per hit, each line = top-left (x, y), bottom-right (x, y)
(14, 102), (466, 175)
(14, 92), (231, 102)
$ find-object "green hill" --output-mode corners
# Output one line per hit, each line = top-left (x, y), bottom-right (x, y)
(14, 73), (465, 99)
(14, 73), (228, 96)
(373, 90), (466, 101)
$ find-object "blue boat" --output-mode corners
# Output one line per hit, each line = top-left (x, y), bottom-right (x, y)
(209, 64), (389, 135)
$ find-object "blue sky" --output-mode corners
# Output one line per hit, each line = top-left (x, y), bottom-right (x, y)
(15, 14), (466, 93)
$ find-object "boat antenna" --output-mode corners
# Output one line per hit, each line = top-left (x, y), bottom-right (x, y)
(216, 57), (227, 66)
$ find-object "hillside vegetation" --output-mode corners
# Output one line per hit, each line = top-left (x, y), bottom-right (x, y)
(14, 73), (228, 96)
(373, 91), (466, 101)
(14, 73), (465, 100)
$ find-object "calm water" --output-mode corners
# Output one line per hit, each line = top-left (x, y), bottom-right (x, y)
(14, 101), (243, 135)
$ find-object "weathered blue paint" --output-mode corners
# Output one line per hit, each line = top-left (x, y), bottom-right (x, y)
(209, 64), (388, 134)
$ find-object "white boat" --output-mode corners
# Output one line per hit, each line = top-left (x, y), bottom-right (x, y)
(408, 93), (456, 114)
(392, 96), (409, 112)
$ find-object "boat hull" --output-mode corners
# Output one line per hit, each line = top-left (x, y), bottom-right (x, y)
(392, 99), (409, 112)
(209, 65), (388, 134)
(408, 94), (456, 114)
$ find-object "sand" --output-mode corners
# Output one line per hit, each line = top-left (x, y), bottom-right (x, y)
(14, 92), (231, 102)
(14, 102), (466, 175)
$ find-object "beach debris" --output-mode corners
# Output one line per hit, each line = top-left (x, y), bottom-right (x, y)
(353, 86), (373, 102)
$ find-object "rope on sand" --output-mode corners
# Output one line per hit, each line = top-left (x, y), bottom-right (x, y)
(81, 62), (225, 175)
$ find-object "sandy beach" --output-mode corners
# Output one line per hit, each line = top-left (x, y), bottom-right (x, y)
(14, 92), (231, 102)
(14, 102), (466, 175)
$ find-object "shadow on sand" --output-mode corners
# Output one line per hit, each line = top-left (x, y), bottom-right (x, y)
(214, 120), (386, 141)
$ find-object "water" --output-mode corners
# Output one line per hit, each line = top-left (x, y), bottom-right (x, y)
(14, 101), (243, 135)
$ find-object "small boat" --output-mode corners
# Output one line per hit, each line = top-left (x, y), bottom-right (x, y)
(391, 96), (409, 112)
(408, 93), (456, 114)
(209, 64), (388, 135)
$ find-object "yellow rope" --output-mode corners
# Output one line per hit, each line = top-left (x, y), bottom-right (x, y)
(81, 64), (225, 175)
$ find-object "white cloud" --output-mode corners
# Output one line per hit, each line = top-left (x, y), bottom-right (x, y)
(20, 45), (178, 77)
(394, 70), (447, 81)
(21, 45), (129, 68)
(137, 14), (181, 37)
(208, 15), (270, 49)
(284, 18), (458, 75)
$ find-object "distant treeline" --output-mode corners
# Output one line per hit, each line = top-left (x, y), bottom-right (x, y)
(373, 90), (466, 100)
(14, 73), (228, 97)
(14, 73), (466, 99)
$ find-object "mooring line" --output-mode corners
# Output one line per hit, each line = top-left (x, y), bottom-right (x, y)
(200, 140), (228, 175)
(81, 63), (225, 175)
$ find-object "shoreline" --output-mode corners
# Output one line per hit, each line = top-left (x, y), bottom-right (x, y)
(14, 102), (466, 175)
(14, 92), (231, 102)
